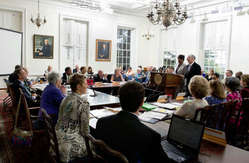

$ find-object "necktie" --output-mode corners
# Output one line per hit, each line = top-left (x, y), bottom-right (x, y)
(176, 64), (181, 73)
(188, 64), (191, 71)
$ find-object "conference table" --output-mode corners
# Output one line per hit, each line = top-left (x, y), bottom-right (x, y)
(144, 120), (249, 163)
(32, 83), (120, 109)
(90, 109), (249, 163)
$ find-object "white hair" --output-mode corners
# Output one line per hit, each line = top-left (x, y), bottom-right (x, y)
(48, 72), (60, 85)
(188, 54), (196, 60)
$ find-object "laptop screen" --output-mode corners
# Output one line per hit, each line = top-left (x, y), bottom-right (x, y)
(167, 115), (204, 151)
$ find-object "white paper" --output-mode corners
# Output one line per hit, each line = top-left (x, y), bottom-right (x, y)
(151, 102), (177, 110)
(153, 108), (175, 114)
(90, 109), (116, 119)
(139, 111), (166, 120)
(89, 118), (98, 129)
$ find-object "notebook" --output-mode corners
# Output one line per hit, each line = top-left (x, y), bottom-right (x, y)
(161, 115), (204, 163)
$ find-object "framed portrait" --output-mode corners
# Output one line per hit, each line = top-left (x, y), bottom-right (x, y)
(33, 34), (54, 59)
(96, 39), (112, 61)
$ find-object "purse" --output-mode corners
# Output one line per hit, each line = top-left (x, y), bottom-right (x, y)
(11, 94), (33, 147)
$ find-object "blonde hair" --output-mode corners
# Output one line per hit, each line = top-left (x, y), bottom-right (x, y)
(241, 74), (249, 87)
(209, 80), (226, 99)
(189, 75), (209, 99)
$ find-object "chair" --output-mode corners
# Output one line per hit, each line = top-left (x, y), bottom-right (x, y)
(18, 88), (40, 121)
(193, 101), (238, 144)
(6, 84), (18, 115)
(237, 98), (249, 148)
(40, 108), (60, 163)
(85, 134), (129, 163)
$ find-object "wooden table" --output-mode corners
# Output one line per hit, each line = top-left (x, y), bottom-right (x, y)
(145, 120), (249, 163)
(32, 84), (120, 109)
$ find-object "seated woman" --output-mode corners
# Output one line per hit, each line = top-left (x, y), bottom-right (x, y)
(205, 80), (226, 105)
(56, 74), (91, 163)
(126, 67), (134, 80)
(240, 74), (249, 98)
(225, 77), (242, 126)
(87, 66), (94, 75)
(111, 68), (124, 82)
(40, 72), (66, 125)
(135, 68), (144, 83)
(175, 75), (209, 119)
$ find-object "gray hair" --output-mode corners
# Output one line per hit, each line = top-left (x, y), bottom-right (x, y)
(48, 72), (60, 85)
(188, 54), (196, 60)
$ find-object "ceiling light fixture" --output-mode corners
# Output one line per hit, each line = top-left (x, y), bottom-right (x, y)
(31, 0), (46, 28)
(146, 0), (188, 29)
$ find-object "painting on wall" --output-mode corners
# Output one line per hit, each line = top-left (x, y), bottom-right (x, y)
(33, 34), (54, 59)
(96, 39), (112, 61)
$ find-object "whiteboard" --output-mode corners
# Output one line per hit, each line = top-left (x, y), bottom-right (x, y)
(0, 28), (22, 75)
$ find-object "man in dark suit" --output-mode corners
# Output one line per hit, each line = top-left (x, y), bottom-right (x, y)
(184, 55), (201, 97)
(8, 65), (22, 83)
(12, 68), (39, 107)
(93, 70), (108, 83)
(62, 67), (72, 85)
(96, 81), (169, 163)
(73, 65), (80, 74)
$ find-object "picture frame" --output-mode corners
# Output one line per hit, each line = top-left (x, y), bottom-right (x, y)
(33, 34), (54, 59)
(96, 39), (112, 61)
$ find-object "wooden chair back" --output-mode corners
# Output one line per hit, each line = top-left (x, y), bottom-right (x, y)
(194, 101), (237, 131)
(85, 134), (129, 163)
(40, 108), (60, 163)
(7, 84), (18, 109)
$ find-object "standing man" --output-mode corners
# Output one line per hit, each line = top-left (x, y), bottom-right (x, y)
(226, 70), (233, 78)
(175, 55), (187, 76)
(184, 55), (201, 97)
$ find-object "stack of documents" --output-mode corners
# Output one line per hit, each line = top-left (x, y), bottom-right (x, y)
(151, 102), (183, 110)
(139, 111), (169, 124)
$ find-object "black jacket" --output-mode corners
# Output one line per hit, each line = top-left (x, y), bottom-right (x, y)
(184, 62), (201, 84)
(62, 73), (69, 85)
(96, 111), (169, 163)
(93, 74), (108, 83)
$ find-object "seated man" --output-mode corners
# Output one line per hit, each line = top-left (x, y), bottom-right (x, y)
(96, 81), (169, 163)
(62, 67), (72, 85)
(8, 65), (22, 83)
(40, 72), (66, 125)
(12, 68), (39, 107)
(94, 70), (108, 83)
(44, 65), (52, 79)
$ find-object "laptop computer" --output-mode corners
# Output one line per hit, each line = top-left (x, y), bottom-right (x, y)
(161, 115), (205, 163)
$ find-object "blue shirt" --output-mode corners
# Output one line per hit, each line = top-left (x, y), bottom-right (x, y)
(205, 96), (226, 105)
(40, 83), (65, 121)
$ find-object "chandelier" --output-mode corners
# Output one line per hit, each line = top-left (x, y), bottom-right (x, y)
(147, 0), (188, 29)
(31, 0), (46, 28)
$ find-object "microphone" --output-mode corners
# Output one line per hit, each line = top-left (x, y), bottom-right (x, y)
(89, 85), (97, 97)
(145, 90), (164, 103)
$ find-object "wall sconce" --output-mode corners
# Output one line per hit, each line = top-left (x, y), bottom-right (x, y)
(142, 31), (154, 40)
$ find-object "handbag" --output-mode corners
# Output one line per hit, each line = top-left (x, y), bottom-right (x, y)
(11, 94), (33, 147)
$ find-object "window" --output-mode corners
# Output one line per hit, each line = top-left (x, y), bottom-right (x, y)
(203, 21), (229, 79)
(117, 28), (131, 71)
(61, 19), (88, 70)
(163, 51), (177, 68)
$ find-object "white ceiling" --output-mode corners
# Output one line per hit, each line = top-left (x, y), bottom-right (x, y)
(44, 0), (248, 16)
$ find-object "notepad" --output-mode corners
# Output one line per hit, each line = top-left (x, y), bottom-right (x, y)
(142, 103), (157, 111)
(151, 102), (177, 110)
(139, 111), (168, 123)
